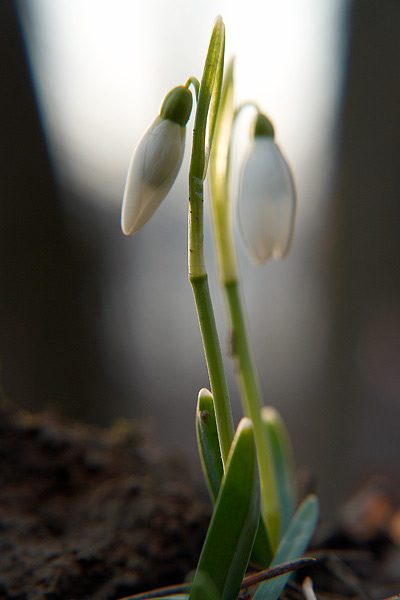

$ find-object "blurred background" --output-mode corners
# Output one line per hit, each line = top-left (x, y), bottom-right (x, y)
(1, 0), (399, 516)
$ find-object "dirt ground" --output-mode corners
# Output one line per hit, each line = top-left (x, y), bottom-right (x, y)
(0, 399), (210, 600)
(1, 397), (400, 600)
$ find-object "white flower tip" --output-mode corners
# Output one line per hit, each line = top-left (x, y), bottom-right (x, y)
(121, 183), (162, 236)
(121, 118), (185, 236)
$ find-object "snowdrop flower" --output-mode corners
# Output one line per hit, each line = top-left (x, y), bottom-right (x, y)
(238, 113), (296, 264)
(121, 85), (192, 235)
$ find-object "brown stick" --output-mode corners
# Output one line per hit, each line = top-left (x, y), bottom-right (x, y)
(241, 557), (316, 589)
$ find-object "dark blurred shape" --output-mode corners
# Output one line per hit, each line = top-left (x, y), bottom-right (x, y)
(320, 1), (400, 505)
(0, 1), (112, 421)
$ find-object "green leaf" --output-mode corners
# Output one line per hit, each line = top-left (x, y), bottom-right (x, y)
(206, 20), (225, 173)
(194, 398), (274, 570)
(252, 495), (319, 600)
(250, 516), (273, 568)
(196, 388), (224, 502)
(191, 15), (225, 180)
(190, 418), (260, 600)
(208, 58), (238, 284)
(261, 407), (296, 535)
(188, 570), (220, 600)
(209, 57), (235, 208)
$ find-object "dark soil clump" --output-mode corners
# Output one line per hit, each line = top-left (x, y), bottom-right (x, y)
(0, 401), (210, 600)
(296, 478), (400, 600)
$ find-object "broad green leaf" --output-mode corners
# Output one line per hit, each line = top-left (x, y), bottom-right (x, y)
(195, 392), (273, 568)
(250, 516), (273, 568)
(253, 495), (319, 600)
(188, 570), (220, 600)
(194, 390), (274, 575)
(261, 407), (296, 535)
(190, 418), (260, 600)
(196, 388), (224, 502)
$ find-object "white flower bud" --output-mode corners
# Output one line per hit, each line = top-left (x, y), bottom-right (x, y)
(238, 116), (296, 265)
(121, 86), (192, 236)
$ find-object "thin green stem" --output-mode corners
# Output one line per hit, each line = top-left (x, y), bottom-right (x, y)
(187, 16), (234, 467)
(188, 174), (234, 467)
(208, 62), (281, 548)
(185, 76), (200, 101)
(189, 15), (224, 278)
(188, 174), (206, 278)
(224, 280), (280, 549)
(189, 274), (234, 465)
(189, 274), (234, 466)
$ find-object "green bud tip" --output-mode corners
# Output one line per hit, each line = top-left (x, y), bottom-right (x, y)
(160, 85), (193, 127)
(254, 113), (275, 138)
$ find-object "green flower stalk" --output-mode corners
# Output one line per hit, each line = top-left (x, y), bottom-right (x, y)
(120, 17), (235, 469)
(121, 17), (319, 596)
(187, 16), (235, 467)
(208, 65), (298, 550)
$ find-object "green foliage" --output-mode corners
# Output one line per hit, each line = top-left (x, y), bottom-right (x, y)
(190, 419), (260, 600)
(253, 495), (319, 600)
(190, 15), (225, 182)
(121, 14), (320, 600)
(261, 407), (296, 535)
(250, 516), (273, 568)
(196, 389), (273, 569)
(196, 388), (224, 502)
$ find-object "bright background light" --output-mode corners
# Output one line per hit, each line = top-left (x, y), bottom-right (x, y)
(23, 0), (345, 207)
(18, 0), (349, 507)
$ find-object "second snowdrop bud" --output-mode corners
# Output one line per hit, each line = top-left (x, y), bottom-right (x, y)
(238, 113), (296, 264)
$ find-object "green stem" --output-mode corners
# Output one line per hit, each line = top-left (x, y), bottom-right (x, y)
(208, 60), (280, 546)
(223, 279), (280, 549)
(189, 273), (234, 467)
(188, 173), (234, 465)
(187, 16), (234, 467)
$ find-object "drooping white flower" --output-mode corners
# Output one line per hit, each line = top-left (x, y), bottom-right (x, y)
(238, 114), (296, 264)
(121, 117), (185, 235)
(121, 85), (192, 236)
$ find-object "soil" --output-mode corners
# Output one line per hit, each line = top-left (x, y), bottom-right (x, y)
(301, 478), (400, 600)
(1, 398), (399, 600)
(0, 399), (210, 600)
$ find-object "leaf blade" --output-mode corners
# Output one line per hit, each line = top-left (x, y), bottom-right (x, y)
(190, 418), (260, 600)
(191, 15), (225, 180)
(261, 407), (296, 535)
(253, 495), (319, 600)
(196, 388), (224, 502)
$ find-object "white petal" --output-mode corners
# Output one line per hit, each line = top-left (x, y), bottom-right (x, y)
(121, 117), (185, 235)
(238, 138), (296, 264)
